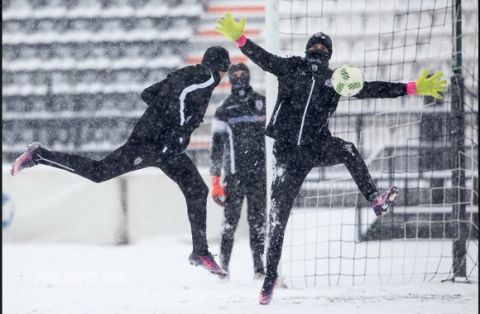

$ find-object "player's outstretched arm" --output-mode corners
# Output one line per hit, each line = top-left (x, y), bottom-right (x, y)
(354, 68), (447, 100)
(216, 13), (289, 76)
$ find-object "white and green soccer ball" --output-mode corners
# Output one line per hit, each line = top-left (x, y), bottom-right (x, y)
(331, 64), (364, 96)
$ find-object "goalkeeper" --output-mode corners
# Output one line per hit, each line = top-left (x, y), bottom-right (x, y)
(216, 13), (447, 305)
(11, 46), (231, 278)
(210, 63), (267, 280)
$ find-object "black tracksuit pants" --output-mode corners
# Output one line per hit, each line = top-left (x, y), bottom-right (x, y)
(220, 173), (266, 273)
(265, 136), (378, 278)
(32, 106), (210, 255)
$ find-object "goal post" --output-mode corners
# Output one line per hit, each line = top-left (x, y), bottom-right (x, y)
(450, 0), (467, 280)
(264, 0), (478, 288)
(264, 0), (279, 219)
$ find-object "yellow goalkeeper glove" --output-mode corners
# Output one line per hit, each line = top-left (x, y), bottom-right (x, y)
(216, 13), (247, 42)
(415, 68), (447, 100)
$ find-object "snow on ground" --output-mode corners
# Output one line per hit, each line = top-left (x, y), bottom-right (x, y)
(3, 236), (478, 314)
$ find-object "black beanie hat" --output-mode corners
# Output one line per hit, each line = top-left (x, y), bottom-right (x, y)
(202, 46), (231, 73)
(305, 32), (333, 56)
(228, 63), (250, 84)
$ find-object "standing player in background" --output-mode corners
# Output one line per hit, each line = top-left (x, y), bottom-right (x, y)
(11, 46), (232, 278)
(210, 63), (267, 280)
(216, 13), (447, 304)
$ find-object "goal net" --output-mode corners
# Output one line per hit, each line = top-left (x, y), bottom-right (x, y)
(273, 0), (478, 287)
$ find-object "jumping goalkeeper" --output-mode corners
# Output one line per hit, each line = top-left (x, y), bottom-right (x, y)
(216, 13), (447, 305)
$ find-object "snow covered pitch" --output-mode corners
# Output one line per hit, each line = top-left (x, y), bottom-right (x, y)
(3, 236), (478, 314)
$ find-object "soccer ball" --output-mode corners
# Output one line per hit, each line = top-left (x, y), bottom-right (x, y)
(331, 64), (364, 96)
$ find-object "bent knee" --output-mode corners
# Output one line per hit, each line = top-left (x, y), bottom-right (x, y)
(88, 173), (109, 183)
(87, 165), (116, 183)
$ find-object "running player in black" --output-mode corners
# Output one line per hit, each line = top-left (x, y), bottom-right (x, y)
(210, 63), (267, 279)
(11, 46), (233, 278)
(216, 13), (447, 304)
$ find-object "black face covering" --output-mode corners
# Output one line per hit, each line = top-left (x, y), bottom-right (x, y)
(230, 73), (250, 90)
(305, 49), (330, 70)
(228, 63), (251, 95)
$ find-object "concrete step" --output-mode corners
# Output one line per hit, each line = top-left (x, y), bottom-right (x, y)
(205, 1), (265, 17)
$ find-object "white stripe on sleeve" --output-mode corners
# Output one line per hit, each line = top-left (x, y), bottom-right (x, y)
(178, 71), (215, 125)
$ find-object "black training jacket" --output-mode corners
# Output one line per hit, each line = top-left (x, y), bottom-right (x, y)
(240, 39), (408, 147)
(210, 86), (266, 178)
(141, 64), (220, 141)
